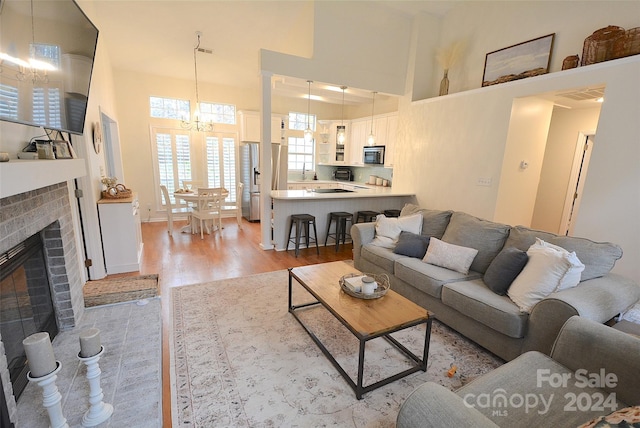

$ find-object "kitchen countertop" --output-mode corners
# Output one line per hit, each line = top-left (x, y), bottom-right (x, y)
(271, 181), (412, 200)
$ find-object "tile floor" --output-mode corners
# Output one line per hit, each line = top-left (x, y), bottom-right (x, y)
(14, 298), (161, 428)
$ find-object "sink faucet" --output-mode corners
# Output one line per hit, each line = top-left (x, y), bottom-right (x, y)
(302, 163), (306, 180)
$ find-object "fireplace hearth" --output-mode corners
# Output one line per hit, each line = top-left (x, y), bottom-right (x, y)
(0, 183), (85, 425)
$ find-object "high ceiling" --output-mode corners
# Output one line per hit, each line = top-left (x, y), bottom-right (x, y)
(83, 0), (456, 105)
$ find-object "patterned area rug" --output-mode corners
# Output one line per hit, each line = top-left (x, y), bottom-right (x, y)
(84, 274), (159, 307)
(171, 269), (504, 427)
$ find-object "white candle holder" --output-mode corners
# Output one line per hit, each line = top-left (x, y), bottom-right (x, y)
(77, 346), (113, 427)
(27, 361), (69, 428)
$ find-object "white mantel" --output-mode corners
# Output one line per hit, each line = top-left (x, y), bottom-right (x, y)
(0, 159), (86, 198)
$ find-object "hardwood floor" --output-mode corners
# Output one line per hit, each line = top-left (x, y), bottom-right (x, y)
(110, 218), (353, 426)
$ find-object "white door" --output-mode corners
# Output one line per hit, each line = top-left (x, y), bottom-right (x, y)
(561, 134), (594, 236)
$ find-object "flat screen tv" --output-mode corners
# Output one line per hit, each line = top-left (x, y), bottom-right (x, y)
(0, 0), (98, 135)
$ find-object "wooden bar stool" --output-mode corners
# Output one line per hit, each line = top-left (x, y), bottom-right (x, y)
(384, 209), (401, 218)
(324, 212), (354, 251)
(355, 210), (379, 223)
(286, 214), (319, 257)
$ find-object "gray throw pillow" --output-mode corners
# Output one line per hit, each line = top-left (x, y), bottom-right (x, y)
(393, 232), (430, 259)
(484, 247), (528, 295)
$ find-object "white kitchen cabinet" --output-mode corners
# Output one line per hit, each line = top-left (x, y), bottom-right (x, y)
(348, 119), (368, 165)
(98, 194), (143, 274)
(240, 111), (285, 143)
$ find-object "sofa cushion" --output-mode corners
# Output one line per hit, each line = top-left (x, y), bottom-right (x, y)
(441, 212), (510, 274)
(507, 243), (575, 313)
(504, 226), (622, 281)
(400, 204), (452, 239)
(549, 235), (622, 281)
(361, 244), (405, 274)
(395, 257), (482, 299)
(442, 279), (528, 338)
(393, 232), (430, 259)
(483, 247), (528, 295)
(371, 213), (423, 248)
(423, 237), (478, 274)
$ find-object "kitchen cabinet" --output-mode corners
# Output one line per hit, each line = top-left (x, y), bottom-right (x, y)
(98, 194), (143, 274)
(239, 110), (285, 143)
(316, 121), (332, 165)
(348, 118), (368, 165)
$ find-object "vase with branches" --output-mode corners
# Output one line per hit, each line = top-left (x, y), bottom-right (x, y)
(436, 40), (465, 96)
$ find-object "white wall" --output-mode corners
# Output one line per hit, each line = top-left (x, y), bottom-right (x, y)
(531, 106), (601, 234)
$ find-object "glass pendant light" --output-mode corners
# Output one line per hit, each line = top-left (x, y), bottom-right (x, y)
(367, 91), (377, 146)
(336, 86), (347, 144)
(182, 31), (213, 132)
(304, 80), (314, 143)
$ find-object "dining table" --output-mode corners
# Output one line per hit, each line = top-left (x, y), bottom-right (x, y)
(173, 188), (230, 234)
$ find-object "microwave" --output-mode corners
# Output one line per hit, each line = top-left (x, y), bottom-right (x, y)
(363, 145), (385, 165)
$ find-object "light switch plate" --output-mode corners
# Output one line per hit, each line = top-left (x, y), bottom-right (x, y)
(477, 177), (492, 187)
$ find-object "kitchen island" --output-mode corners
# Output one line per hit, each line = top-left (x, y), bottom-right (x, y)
(271, 183), (415, 251)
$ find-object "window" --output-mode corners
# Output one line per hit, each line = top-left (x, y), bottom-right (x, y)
(200, 102), (236, 124)
(150, 96), (190, 120)
(288, 136), (314, 171)
(153, 129), (193, 205)
(30, 43), (60, 69)
(288, 111), (315, 132)
(205, 135), (238, 202)
(0, 84), (19, 120)
(32, 87), (62, 129)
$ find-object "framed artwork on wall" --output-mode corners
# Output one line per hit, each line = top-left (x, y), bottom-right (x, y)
(482, 33), (555, 87)
(53, 141), (73, 159)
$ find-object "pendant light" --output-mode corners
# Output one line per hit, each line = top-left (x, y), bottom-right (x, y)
(182, 31), (213, 132)
(304, 80), (314, 143)
(367, 91), (377, 146)
(336, 86), (347, 144)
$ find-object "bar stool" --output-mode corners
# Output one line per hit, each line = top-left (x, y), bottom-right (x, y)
(355, 210), (379, 223)
(286, 214), (319, 257)
(384, 209), (401, 218)
(324, 212), (354, 251)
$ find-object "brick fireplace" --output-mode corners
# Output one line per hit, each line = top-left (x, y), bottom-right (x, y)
(0, 182), (85, 424)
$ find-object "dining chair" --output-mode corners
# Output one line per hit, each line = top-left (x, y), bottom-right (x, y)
(190, 187), (225, 239)
(160, 185), (190, 236)
(221, 182), (244, 229)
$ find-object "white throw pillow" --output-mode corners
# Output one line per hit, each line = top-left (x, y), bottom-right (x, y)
(507, 244), (571, 313)
(422, 237), (478, 274)
(534, 238), (585, 291)
(371, 213), (422, 249)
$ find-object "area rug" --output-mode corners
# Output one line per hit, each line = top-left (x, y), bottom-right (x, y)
(84, 273), (159, 307)
(171, 269), (504, 427)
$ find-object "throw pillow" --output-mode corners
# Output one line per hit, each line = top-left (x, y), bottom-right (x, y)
(577, 405), (640, 428)
(483, 247), (529, 295)
(422, 237), (478, 274)
(393, 232), (430, 258)
(507, 245), (572, 313)
(371, 213), (423, 249)
(534, 238), (585, 291)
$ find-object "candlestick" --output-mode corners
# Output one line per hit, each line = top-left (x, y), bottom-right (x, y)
(27, 361), (69, 428)
(78, 347), (113, 427)
(79, 328), (101, 358)
(23, 332), (57, 378)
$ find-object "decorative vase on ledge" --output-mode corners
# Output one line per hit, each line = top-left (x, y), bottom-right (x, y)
(439, 69), (449, 96)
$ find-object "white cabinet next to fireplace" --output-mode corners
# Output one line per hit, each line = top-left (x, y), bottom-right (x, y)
(98, 194), (143, 274)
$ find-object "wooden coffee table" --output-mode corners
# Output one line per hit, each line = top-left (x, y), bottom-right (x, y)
(288, 261), (432, 399)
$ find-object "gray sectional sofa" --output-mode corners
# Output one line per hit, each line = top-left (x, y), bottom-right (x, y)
(396, 316), (640, 427)
(351, 206), (640, 361)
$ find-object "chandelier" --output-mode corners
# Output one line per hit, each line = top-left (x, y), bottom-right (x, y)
(182, 31), (213, 132)
(304, 80), (314, 143)
(337, 86), (347, 144)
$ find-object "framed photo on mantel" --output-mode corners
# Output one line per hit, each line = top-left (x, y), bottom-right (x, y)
(482, 33), (555, 87)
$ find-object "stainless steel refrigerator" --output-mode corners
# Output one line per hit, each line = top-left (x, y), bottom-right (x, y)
(240, 142), (286, 222)
(240, 142), (260, 221)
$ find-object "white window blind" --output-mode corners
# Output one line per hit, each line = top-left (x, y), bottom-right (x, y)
(32, 87), (62, 129)
(0, 84), (19, 120)
(153, 129), (192, 205)
(205, 134), (238, 202)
